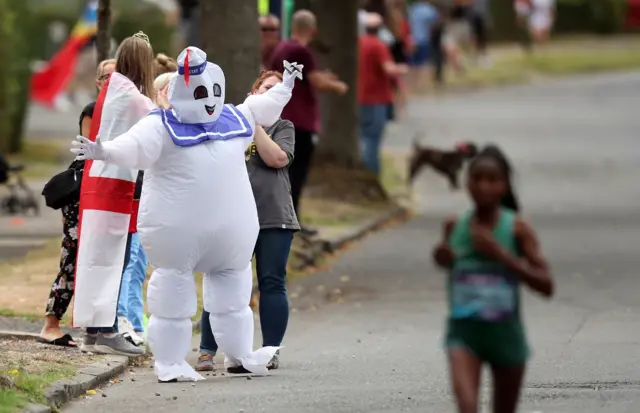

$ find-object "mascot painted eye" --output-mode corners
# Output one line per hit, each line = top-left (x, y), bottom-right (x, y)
(213, 83), (222, 97)
(193, 85), (208, 100)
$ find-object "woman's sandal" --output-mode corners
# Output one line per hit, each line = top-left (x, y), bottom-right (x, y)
(36, 334), (77, 348)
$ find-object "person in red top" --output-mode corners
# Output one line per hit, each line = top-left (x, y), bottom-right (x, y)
(358, 12), (408, 175)
(270, 9), (348, 236)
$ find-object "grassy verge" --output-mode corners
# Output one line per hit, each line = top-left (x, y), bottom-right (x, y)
(5, 140), (68, 180)
(0, 338), (99, 413)
(0, 150), (408, 324)
(441, 37), (640, 90)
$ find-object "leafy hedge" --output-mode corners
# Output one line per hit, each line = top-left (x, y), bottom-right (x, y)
(489, 0), (629, 42)
(30, 3), (175, 61)
(0, 2), (175, 153)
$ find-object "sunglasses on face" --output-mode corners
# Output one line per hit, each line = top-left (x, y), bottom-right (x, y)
(261, 26), (279, 32)
(98, 74), (110, 81)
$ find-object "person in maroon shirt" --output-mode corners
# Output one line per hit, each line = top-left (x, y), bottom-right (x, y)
(358, 12), (408, 175)
(260, 14), (281, 70)
(270, 9), (348, 236)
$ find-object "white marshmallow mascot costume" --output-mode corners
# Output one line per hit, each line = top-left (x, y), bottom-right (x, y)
(71, 47), (303, 382)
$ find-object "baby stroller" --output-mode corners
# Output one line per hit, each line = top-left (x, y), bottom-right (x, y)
(0, 153), (40, 216)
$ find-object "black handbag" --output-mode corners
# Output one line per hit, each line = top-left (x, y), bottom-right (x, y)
(41, 161), (84, 210)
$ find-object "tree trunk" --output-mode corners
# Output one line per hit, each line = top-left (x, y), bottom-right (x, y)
(0, 0), (12, 154)
(199, 0), (260, 106)
(306, 0), (387, 201)
(7, 0), (31, 154)
(311, 0), (360, 169)
(96, 0), (112, 65)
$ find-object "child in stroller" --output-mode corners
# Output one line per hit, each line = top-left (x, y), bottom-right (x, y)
(0, 152), (39, 216)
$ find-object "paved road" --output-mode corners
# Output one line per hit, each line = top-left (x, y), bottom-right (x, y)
(64, 72), (640, 413)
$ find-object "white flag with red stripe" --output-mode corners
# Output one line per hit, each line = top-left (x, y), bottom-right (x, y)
(72, 73), (154, 328)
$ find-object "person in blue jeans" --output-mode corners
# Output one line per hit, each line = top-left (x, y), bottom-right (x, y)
(358, 13), (408, 175)
(116, 232), (148, 341)
(197, 71), (299, 372)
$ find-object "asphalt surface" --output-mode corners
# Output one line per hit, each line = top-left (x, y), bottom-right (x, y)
(62, 71), (640, 413)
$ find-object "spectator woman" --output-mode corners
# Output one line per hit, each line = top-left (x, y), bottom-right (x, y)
(37, 59), (115, 347)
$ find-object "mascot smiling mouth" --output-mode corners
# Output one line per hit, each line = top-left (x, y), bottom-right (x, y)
(205, 105), (215, 115)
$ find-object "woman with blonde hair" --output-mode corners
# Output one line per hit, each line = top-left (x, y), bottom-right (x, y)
(77, 32), (156, 357)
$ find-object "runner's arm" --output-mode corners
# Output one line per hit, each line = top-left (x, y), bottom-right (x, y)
(510, 218), (554, 297)
(433, 216), (457, 269)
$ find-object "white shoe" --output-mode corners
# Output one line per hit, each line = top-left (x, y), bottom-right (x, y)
(118, 317), (144, 346)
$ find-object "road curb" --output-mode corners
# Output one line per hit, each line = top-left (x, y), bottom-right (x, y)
(292, 203), (411, 272)
(321, 204), (410, 253)
(21, 355), (130, 413)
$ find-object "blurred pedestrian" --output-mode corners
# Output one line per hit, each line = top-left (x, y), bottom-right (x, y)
(197, 70), (300, 372)
(358, 12), (408, 175)
(470, 0), (491, 66)
(260, 14), (281, 70)
(38, 59), (115, 348)
(178, 0), (200, 47)
(407, 0), (439, 93)
(385, 0), (413, 119)
(528, 0), (555, 43)
(270, 9), (348, 237)
(442, 0), (474, 75)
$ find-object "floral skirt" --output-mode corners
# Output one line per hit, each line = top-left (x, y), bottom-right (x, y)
(45, 201), (79, 320)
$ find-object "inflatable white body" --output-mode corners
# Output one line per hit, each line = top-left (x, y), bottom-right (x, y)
(71, 47), (302, 381)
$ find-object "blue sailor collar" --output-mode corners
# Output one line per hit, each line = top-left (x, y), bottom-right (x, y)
(149, 104), (253, 147)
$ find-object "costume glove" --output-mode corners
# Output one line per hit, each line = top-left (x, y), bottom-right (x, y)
(282, 60), (304, 90)
(70, 136), (106, 161)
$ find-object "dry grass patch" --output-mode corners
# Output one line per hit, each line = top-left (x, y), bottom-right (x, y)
(0, 338), (99, 413)
(0, 240), (61, 320)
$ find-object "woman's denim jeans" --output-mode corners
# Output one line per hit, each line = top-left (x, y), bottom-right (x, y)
(117, 232), (148, 332)
(200, 229), (294, 354)
(359, 104), (389, 175)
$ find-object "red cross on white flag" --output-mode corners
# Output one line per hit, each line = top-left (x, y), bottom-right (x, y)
(72, 73), (154, 328)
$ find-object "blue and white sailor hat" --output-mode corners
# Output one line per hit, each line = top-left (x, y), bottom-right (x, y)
(176, 46), (208, 86)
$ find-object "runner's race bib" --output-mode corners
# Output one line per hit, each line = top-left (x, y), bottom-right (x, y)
(451, 270), (517, 321)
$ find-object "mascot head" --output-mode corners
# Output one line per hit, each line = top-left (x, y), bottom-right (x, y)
(168, 47), (225, 124)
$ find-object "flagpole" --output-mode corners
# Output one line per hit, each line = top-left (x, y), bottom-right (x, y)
(96, 0), (111, 64)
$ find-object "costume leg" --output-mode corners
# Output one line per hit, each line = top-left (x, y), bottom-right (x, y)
(147, 267), (203, 382)
(204, 262), (279, 375)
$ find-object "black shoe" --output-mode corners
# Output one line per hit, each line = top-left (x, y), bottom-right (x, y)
(226, 366), (251, 374)
(158, 378), (178, 383)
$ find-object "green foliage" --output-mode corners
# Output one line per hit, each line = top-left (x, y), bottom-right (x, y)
(490, 0), (631, 42)
(28, 3), (175, 61)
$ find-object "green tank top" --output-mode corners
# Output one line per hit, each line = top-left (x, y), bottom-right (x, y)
(447, 208), (521, 322)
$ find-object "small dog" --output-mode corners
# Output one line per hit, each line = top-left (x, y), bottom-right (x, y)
(408, 139), (478, 190)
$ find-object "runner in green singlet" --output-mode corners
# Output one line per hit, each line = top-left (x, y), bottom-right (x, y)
(432, 145), (554, 413)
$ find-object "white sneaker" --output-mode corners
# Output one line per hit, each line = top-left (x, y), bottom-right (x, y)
(118, 317), (144, 346)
